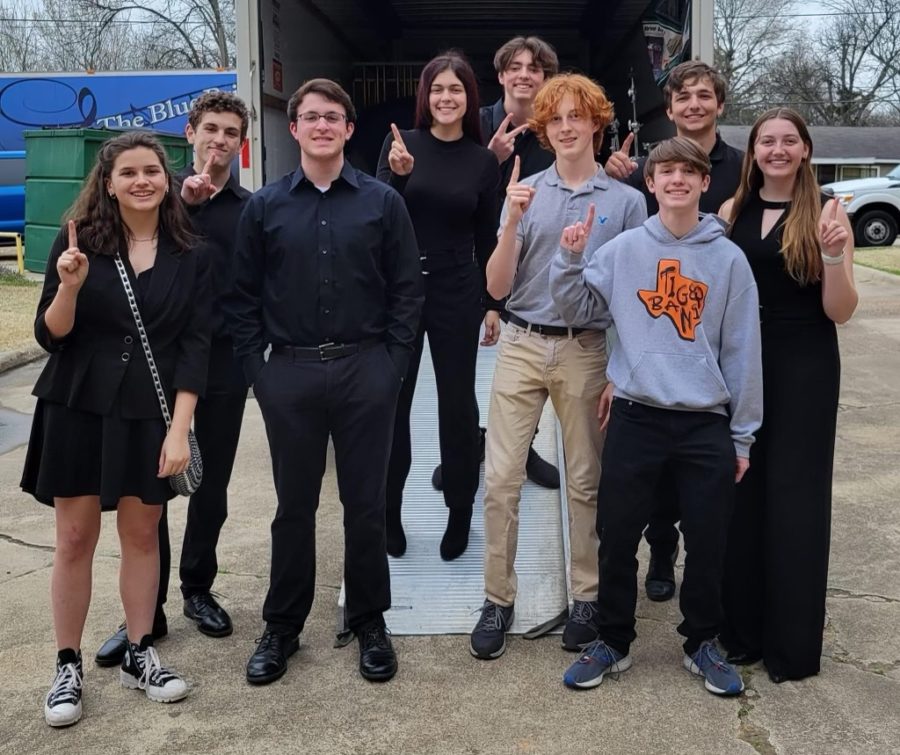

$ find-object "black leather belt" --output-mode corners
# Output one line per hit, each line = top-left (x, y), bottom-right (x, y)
(273, 339), (380, 361)
(507, 313), (585, 337)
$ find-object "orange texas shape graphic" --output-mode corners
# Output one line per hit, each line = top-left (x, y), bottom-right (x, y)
(637, 259), (709, 341)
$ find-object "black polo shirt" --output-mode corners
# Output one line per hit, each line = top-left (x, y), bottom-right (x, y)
(624, 133), (744, 215)
(227, 160), (423, 386)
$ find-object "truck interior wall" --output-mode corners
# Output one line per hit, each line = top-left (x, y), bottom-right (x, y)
(260, 0), (691, 181)
(259, 0), (354, 180)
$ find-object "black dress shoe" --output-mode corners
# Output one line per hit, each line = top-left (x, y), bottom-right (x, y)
(645, 545), (679, 602)
(246, 630), (299, 685)
(357, 621), (397, 682)
(727, 650), (763, 666)
(95, 614), (168, 667)
(431, 428), (486, 492)
(525, 445), (560, 489)
(184, 593), (233, 637)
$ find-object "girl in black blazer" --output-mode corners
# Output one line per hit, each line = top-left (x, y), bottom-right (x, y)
(21, 131), (211, 727)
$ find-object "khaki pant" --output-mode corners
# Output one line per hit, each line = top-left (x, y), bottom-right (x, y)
(483, 322), (608, 606)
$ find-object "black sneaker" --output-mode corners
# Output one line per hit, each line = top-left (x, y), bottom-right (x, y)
(120, 635), (189, 703)
(44, 649), (83, 727)
(470, 600), (514, 660)
(562, 600), (600, 651)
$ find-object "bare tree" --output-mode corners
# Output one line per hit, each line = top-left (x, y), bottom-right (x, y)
(88, 0), (234, 68)
(759, 0), (900, 125)
(714, 0), (798, 122)
(0, 0), (44, 71)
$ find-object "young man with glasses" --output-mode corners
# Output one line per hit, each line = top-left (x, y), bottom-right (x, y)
(227, 79), (423, 685)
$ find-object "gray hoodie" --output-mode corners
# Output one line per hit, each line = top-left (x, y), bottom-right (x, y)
(550, 214), (763, 457)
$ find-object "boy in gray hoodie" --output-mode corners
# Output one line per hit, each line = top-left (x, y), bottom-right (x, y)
(549, 136), (762, 696)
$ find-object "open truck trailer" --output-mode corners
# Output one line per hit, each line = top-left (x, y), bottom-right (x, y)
(235, 0), (714, 190)
(232, 0), (715, 635)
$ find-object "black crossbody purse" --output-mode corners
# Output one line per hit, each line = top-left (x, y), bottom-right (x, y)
(113, 254), (203, 496)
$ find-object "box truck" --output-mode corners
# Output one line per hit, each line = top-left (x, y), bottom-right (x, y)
(235, 0), (714, 190)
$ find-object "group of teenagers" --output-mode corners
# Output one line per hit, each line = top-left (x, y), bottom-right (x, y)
(21, 33), (858, 729)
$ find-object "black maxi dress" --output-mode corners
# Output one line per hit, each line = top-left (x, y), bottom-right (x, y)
(721, 190), (840, 681)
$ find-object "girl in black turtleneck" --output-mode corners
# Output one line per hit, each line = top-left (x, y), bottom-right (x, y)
(377, 52), (500, 561)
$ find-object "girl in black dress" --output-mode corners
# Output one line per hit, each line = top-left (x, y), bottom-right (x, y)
(22, 132), (210, 725)
(377, 53), (500, 560)
(718, 108), (858, 682)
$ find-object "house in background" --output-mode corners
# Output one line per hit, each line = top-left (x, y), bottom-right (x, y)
(718, 126), (900, 184)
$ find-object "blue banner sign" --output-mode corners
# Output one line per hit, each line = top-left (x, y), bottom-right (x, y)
(0, 71), (236, 150)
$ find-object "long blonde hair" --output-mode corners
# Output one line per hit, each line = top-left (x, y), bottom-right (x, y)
(728, 108), (822, 284)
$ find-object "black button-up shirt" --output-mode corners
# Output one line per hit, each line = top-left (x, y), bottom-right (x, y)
(177, 166), (251, 391)
(625, 133), (744, 215)
(227, 160), (423, 385)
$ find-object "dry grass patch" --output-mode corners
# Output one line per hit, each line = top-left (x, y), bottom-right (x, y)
(0, 269), (41, 352)
(854, 246), (900, 276)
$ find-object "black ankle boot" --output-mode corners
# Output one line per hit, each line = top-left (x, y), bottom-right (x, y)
(440, 507), (472, 561)
(386, 508), (406, 558)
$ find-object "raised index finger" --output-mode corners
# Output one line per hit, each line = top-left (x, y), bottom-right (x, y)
(830, 197), (840, 221)
(584, 203), (596, 234)
(509, 155), (521, 185)
(620, 132), (635, 155)
(390, 123), (406, 149)
(202, 152), (215, 176)
(67, 219), (77, 249)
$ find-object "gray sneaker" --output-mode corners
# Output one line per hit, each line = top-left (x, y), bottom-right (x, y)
(469, 600), (514, 660)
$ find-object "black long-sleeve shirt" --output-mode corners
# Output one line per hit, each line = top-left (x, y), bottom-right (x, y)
(177, 167), (251, 392)
(376, 129), (499, 278)
(227, 160), (423, 386)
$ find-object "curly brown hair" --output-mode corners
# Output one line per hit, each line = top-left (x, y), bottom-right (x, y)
(65, 131), (198, 256)
(188, 90), (249, 140)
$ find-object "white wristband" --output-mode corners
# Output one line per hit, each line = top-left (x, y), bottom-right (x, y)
(821, 250), (845, 266)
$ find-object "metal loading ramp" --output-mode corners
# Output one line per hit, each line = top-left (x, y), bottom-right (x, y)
(339, 335), (572, 637)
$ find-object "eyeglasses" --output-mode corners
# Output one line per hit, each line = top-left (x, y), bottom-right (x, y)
(297, 111), (347, 125)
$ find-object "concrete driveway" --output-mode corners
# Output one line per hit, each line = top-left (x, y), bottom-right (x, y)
(0, 266), (898, 754)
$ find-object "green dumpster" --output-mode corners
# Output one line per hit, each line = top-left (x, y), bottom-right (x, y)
(24, 128), (192, 273)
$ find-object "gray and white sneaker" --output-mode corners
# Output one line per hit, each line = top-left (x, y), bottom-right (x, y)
(44, 650), (83, 727)
(121, 636), (189, 703)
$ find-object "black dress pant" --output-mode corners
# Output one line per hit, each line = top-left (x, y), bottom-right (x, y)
(179, 388), (247, 597)
(255, 344), (401, 634)
(595, 400), (736, 656)
(386, 260), (482, 513)
(644, 473), (680, 557)
(721, 321), (838, 680)
(155, 338), (247, 612)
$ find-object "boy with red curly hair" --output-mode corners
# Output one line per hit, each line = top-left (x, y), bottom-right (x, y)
(470, 74), (646, 660)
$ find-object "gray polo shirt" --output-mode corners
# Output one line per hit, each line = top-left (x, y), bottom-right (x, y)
(502, 164), (647, 328)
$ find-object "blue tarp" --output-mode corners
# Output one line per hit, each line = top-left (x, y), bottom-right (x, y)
(0, 71), (236, 150)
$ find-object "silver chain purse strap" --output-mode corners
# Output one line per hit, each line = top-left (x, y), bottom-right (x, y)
(113, 254), (203, 496)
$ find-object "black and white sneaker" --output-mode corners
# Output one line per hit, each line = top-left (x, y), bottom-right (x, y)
(121, 635), (189, 703)
(470, 600), (514, 660)
(44, 649), (83, 727)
